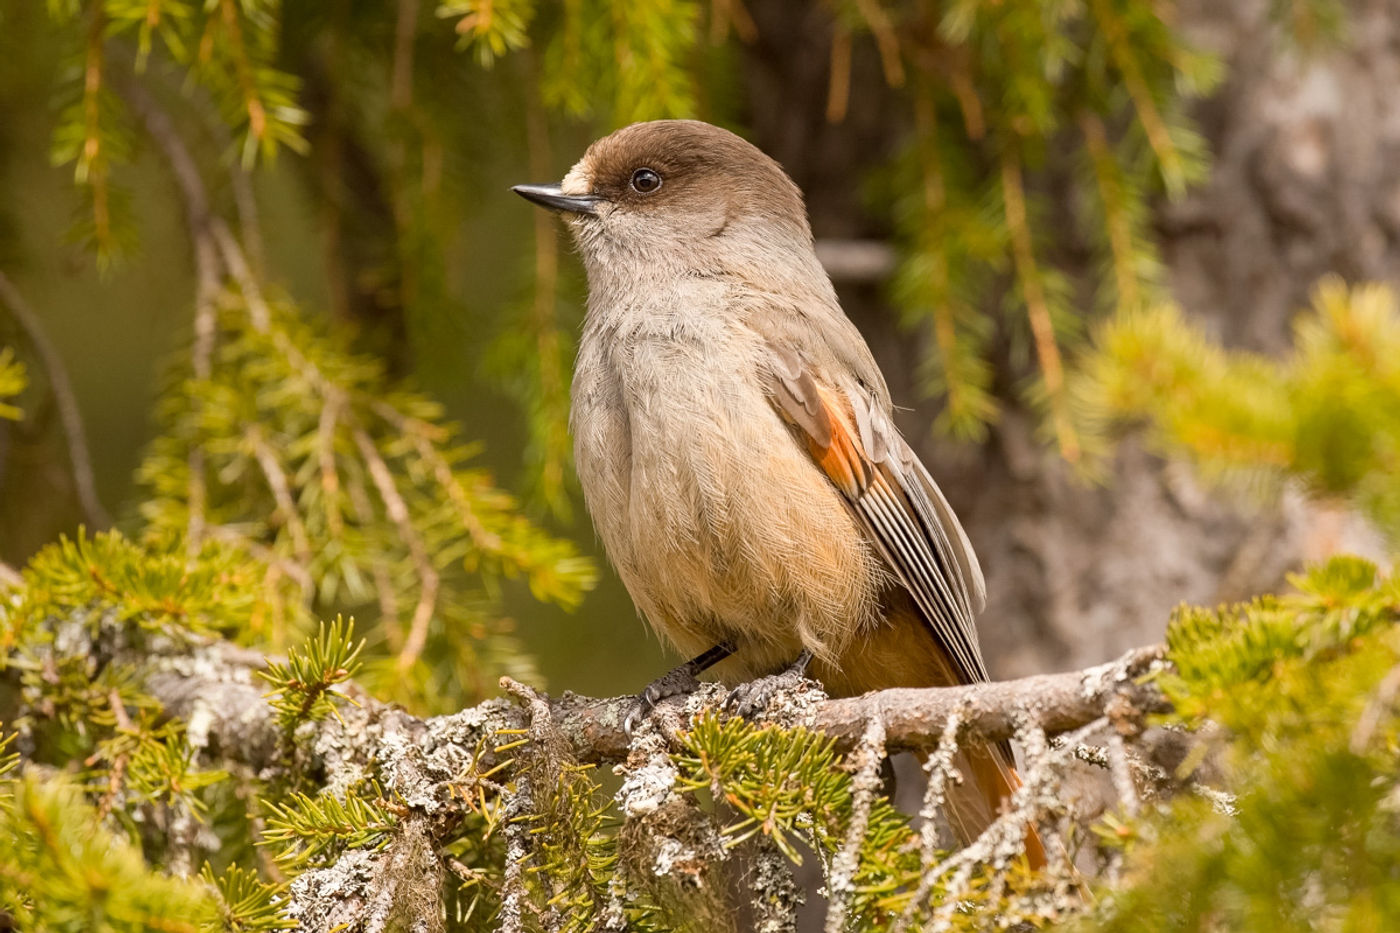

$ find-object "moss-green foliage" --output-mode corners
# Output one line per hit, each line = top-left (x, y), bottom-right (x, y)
(678, 715), (932, 925)
(1076, 278), (1400, 535)
(136, 289), (595, 713)
(0, 773), (220, 932)
(1, 543), (400, 932)
(0, 346), (25, 421)
(1081, 557), (1400, 931)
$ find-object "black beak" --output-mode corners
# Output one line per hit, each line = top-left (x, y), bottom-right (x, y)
(512, 183), (602, 215)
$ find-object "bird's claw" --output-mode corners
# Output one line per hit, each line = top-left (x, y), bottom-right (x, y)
(722, 673), (797, 718)
(625, 665), (703, 736)
(723, 650), (815, 719)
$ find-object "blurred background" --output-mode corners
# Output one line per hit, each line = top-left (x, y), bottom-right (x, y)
(2, 0), (1397, 712)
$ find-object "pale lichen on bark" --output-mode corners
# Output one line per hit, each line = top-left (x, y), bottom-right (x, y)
(88, 625), (1181, 931)
(823, 716), (886, 933)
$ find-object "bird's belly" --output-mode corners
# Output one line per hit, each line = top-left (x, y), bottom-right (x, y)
(574, 349), (885, 677)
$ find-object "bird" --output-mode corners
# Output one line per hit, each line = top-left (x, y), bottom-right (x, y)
(514, 119), (1042, 865)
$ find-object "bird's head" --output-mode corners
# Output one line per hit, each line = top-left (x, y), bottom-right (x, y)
(514, 120), (816, 288)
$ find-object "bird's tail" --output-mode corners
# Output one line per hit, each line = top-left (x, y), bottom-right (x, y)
(817, 605), (1047, 869)
(939, 743), (1046, 869)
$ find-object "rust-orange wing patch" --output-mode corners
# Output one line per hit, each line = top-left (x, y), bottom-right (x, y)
(764, 342), (868, 498)
(762, 341), (990, 688)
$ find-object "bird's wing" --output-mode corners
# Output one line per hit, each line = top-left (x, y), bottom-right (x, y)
(763, 340), (989, 685)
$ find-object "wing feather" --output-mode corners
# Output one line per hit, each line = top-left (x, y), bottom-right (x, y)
(763, 342), (990, 685)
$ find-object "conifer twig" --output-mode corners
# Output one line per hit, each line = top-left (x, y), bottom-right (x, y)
(851, 0), (905, 87)
(203, 525), (313, 595)
(1001, 151), (1080, 463)
(1080, 111), (1141, 311)
(521, 58), (572, 513)
(247, 429), (314, 566)
(350, 426), (440, 672)
(211, 220), (271, 331)
(1088, 0), (1185, 196)
(231, 164), (266, 279)
(912, 87), (967, 421)
(371, 401), (503, 552)
(118, 76), (223, 553)
(709, 0), (757, 42)
(825, 716), (886, 933)
(0, 271), (111, 530)
(81, 3), (112, 254)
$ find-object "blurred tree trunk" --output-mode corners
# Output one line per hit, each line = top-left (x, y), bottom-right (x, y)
(741, 0), (1391, 677)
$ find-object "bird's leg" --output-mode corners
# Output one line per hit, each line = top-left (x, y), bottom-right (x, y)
(724, 649), (817, 718)
(625, 641), (735, 735)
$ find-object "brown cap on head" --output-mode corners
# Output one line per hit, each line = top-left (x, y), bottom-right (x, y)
(514, 120), (810, 240)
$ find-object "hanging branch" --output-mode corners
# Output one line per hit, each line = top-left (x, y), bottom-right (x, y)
(0, 272), (111, 530)
(1080, 111), (1142, 312)
(117, 76), (224, 554)
(520, 51), (574, 517)
(1001, 150), (1081, 464)
(1088, 0), (1186, 197)
(913, 87), (966, 424)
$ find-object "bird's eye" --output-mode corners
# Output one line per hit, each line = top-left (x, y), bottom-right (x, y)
(630, 168), (662, 194)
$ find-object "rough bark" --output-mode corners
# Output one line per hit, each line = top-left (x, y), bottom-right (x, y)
(124, 632), (1175, 931)
(150, 637), (1169, 774)
(159, 635), (1171, 930)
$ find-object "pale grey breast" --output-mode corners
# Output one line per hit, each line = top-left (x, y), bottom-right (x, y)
(570, 280), (885, 671)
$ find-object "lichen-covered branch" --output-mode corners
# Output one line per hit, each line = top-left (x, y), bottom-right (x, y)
(119, 632), (1171, 929)
(813, 644), (1170, 753)
(145, 637), (1170, 779)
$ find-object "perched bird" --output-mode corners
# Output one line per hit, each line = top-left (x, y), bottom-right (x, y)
(515, 119), (1041, 863)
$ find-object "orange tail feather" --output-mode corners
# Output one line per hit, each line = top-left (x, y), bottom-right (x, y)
(943, 745), (1046, 869)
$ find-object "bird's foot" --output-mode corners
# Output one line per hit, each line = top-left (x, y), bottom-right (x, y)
(724, 650), (816, 718)
(625, 642), (735, 735)
(625, 665), (702, 735)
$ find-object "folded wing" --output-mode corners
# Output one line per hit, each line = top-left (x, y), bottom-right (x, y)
(763, 341), (989, 686)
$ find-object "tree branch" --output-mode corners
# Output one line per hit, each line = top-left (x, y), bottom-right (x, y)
(125, 631), (1171, 928)
(145, 637), (1169, 779)
(0, 270), (111, 529)
(116, 75), (223, 553)
(815, 643), (1170, 752)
